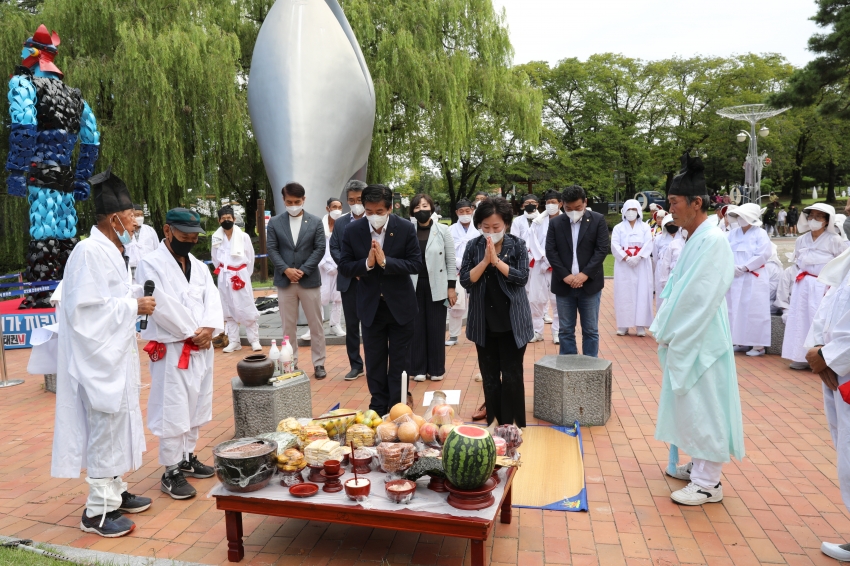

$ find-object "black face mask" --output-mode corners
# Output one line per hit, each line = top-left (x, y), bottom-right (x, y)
(524, 204), (538, 213)
(220, 220), (234, 230)
(414, 209), (432, 223)
(169, 236), (196, 257)
(665, 225), (678, 234)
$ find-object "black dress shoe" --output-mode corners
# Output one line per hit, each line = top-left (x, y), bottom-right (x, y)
(314, 366), (327, 379)
(344, 368), (364, 381)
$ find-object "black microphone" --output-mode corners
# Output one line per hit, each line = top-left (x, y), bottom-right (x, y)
(140, 280), (155, 330)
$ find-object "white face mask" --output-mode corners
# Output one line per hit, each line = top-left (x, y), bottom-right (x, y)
(737, 217), (750, 228)
(367, 213), (388, 230)
(625, 210), (638, 222)
(329, 209), (342, 220)
(135, 216), (145, 226)
(483, 229), (505, 244)
(545, 203), (561, 216)
(457, 214), (472, 225)
(286, 205), (303, 216)
(809, 218), (824, 232)
(524, 210), (539, 219)
(350, 203), (365, 216)
(567, 210), (583, 223)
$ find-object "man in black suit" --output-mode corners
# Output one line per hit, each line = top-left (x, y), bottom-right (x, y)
(338, 185), (422, 415)
(329, 180), (367, 381)
(545, 185), (610, 357)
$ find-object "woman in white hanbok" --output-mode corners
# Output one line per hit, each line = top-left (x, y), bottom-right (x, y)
(611, 199), (654, 336)
(654, 215), (685, 312)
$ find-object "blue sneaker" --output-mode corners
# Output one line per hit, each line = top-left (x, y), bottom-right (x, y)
(119, 491), (151, 513)
(80, 510), (135, 537)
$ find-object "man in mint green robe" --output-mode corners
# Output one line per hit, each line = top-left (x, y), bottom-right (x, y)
(650, 152), (745, 506)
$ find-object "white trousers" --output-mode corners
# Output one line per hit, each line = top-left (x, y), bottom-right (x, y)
(531, 293), (560, 337)
(690, 458), (724, 489)
(449, 307), (464, 338)
(824, 383), (850, 512)
(225, 319), (259, 345)
(329, 301), (342, 327)
(85, 477), (124, 518)
(159, 426), (200, 467)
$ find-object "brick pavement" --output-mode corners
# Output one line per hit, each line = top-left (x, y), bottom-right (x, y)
(0, 286), (846, 565)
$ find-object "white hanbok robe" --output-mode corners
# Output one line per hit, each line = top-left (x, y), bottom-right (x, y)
(653, 231), (673, 273)
(611, 220), (654, 328)
(448, 221), (479, 314)
(136, 243), (223, 450)
(319, 215), (342, 306)
(510, 213), (535, 246)
(125, 224), (159, 269)
(781, 231), (847, 362)
(655, 234), (684, 312)
(211, 225), (260, 336)
(51, 227), (146, 478)
(528, 212), (561, 335)
(726, 226), (772, 347)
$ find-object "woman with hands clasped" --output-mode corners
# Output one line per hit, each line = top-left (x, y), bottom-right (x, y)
(459, 197), (534, 427)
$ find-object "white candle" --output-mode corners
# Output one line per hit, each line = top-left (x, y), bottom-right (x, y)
(401, 371), (408, 405)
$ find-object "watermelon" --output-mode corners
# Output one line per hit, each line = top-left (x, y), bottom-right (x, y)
(442, 425), (496, 490)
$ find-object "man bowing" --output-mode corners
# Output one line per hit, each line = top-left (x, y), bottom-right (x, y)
(650, 153), (745, 506)
(51, 167), (154, 537)
(136, 208), (223, 500)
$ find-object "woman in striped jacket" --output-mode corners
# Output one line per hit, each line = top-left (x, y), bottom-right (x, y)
(460, 197), (534, 427)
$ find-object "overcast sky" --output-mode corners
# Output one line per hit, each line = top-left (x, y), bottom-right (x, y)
(491, 0), (823, 68)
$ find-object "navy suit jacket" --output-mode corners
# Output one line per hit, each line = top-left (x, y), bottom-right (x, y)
(338, 214), (422, 327)
(329, 212), (358, 293)
(545, 209), (609, 296)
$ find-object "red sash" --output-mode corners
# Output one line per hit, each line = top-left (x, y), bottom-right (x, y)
(624, 246), (642, 257)
(214, 263), (248, 276)
(143, 341), (166, 362)
(839, 380), (850, 405)
(796, 271), (816, 283)
(750, 265), (765, 277)
(230, 275), (246, 290)
(178, 339), (199, 370)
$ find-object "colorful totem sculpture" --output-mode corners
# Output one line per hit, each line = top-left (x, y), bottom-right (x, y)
(5, 25), (99, 309)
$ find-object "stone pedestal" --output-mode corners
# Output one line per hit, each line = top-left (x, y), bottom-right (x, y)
(534, 355), (612, 427)
(767, 315), (785, 356)
(44, 374), (56, 393)
(231, 375), (312, 438)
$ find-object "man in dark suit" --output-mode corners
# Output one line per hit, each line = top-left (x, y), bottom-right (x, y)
(338, 185), (422, 415)
(329, 180), (367, 381)
(267, 182), (328, 379)
(545, 185), (610, 357)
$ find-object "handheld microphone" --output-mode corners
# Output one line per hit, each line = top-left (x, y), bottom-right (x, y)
(140, 280), (155, 330)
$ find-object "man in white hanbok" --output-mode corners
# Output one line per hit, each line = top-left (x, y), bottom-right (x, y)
(509, 194), (538, 247)
(654, 215), (685, 312)
(527, 190), (562, 343)
(803, 246), (850, 561)
(446, 199), (479, 346)
(136, 208), (224, 500)
(304, 197), (346, 340)
(52, 169), (154, 537)
(126, 205), (159, 279)
(211, 205), (261, 353)
(611, 199), (654, 336)
(765, 243), (784, 316)
(782, 204), (846, 369)
(652, 153), (744, 506)
(724, 203), (772, 356)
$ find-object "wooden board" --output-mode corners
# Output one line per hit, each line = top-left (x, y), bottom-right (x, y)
(512, 426), (585, 508)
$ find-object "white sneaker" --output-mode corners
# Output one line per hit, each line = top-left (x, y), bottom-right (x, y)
(445, 337), (458, 346)
(670, 482), (723, 505)
(473, 373), (482, 382)
(250, 342), (262, 352)
(821, 541), (850, 561)
(430, 375), (444, 381)
(543, 315), (553, 324)
(553, 336), (560, 345)
(222, 342), (242, 353)
(745, 348), (765, 357)
(666, 461), (693, 481)
(529, 332), (544, 343)
(300, 331), (311, 341)
(616, 328), (628, 336)
(732, 345), (750, 353)
(413, 374), (426, 382)
(636, 327), (646, 337)
(330, 325), (347, 337)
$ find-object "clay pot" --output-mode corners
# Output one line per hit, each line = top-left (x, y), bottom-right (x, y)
(323, 460), (341, 475)
(213, 438), (277, 493)
(385, 479), (416, 504)
(237, 354), (274, 386)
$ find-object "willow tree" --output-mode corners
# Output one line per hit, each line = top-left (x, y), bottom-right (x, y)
(340, 0), (542, 215)
(0, 0), (247, 270)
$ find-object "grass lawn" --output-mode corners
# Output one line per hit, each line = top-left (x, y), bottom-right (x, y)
(0, 545), (70, 565)
(603, 254), (615, 277)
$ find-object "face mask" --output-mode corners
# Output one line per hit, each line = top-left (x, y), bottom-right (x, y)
(286, 205), (303, 216)
(737, 217), (750, 228)
(546, 203), (561, 216)
(413, 209), (432, 223)
(367, 213), (388, 230)
(475, 200), (483, 207)
(665, 225), (678, 234)
(457, 214), (472, 224)
(625, 210), (638, 222)
(135, 216), (145, 227)
(220, 220), (234, 230)
(483, 229), (505, 244)
(809, 219), (824, 231)
(169, 236), (196, 257)
(113, 216), (132, 245)
(524, 204), (538, 214)
(524, 209), (539, 219)
(350, 203), (365, 216)
(329, 209), (342, 220)
(567, 210), (583, 223)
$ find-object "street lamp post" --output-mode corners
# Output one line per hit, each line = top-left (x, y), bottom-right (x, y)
(717, 104), (790, 205)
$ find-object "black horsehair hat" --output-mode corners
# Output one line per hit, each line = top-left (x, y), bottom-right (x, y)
(89, 165), (133, 215)
(668, 152), (706, 197)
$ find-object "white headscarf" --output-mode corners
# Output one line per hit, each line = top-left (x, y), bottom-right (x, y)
(836, 213), (848, 240)
(799, 202), (837, 234)
(728, 203), (763, 227)
(621, 199), (642, 222)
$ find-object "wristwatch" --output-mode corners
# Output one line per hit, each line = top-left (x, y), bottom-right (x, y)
(380, 259), (387, 269)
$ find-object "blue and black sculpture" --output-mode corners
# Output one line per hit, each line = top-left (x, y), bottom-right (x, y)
(5, 25), (99, 309)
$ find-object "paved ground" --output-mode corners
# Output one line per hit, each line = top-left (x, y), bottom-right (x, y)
(0, 285), (845, 566)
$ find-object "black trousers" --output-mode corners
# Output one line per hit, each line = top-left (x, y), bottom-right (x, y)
(410, 279), (447, 376)
(475, 331), (527, 427)
(361, 300), (414, 416)
(340, 282), (364, 372)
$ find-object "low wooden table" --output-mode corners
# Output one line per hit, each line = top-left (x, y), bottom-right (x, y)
(214, 468), (515, 566)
